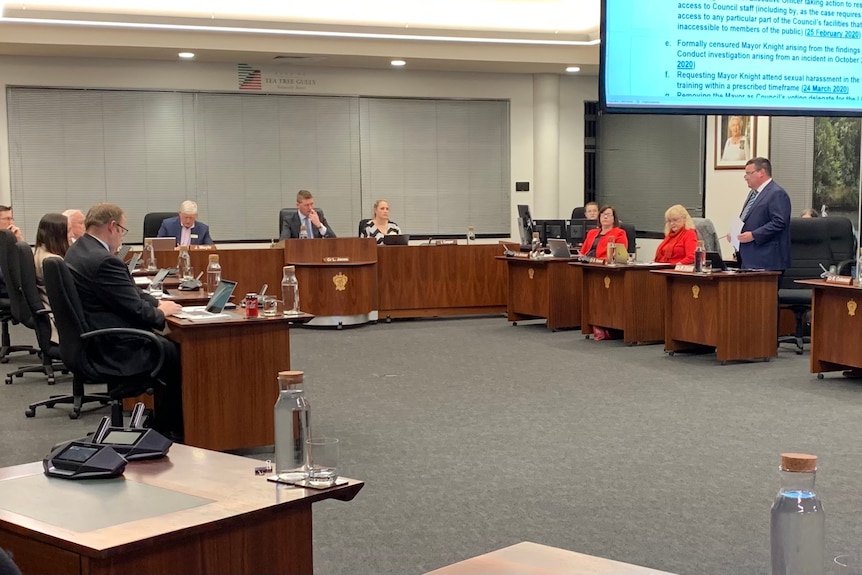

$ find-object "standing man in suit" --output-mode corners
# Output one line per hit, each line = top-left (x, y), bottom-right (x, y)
(158, 200), (214, 246)
(736, 157), (791, 271)
(280, 189), (337, 239)
(65, 203), (184, 437)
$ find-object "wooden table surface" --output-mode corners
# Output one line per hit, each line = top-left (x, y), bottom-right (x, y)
(424, 542), (677, 575)
(0, 444), (363, 575)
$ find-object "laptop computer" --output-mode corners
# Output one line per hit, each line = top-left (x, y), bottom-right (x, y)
(705, 251), (728, 271)
(173, 279), (238, 319)
(381, 234), (410, 246)
(146, 237), (177, 251)
(126, 252), (141, 274)
(546, 238), (573, 258)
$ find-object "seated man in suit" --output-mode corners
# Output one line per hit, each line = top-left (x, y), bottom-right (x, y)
(280, 189), (337, 239)
(65, 203), (184, 436)
(0, 205), (23, 299)
(157, 200), (214, 246)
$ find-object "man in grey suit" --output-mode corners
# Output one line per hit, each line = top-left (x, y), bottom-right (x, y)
(280, 189), (337, 239)
(64, 203), (184, 436)
(736, 157), (791, 271)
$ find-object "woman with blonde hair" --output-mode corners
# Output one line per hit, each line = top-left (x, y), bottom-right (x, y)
(653, 205), (698, 264)
(359, 199), (401, 244)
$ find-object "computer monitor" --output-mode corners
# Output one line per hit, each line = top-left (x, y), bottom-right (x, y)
(535, 219), (567, 245)
(516, 204), (533, 246)
(567, 218), (599, 245)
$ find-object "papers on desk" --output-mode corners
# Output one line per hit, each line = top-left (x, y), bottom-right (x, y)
(729, 218), (743, 252)
(172, 306), (231, 321)
(134, 276), (151, 286)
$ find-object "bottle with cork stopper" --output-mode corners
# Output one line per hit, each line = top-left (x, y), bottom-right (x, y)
(770, 453), (825, 575)
(273, 370), (310, 482)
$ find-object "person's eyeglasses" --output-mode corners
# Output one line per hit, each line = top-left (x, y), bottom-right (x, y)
(114, 222), (129, 236)
(600, 212), (614, 218)
(744, 169), (759, 177)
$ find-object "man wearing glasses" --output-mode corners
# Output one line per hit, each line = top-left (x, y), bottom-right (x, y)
(64, 203), (184, 438)
(736, 157), (791, 271)
(0, 205), (23, 299)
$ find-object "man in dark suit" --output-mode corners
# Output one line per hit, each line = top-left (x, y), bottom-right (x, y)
(157, 200), (214, 246)
(0, 205), (23, 299)
(736, 157), (791, 271)
(65, 203), (184, 435)
(280, 189), (337, 239)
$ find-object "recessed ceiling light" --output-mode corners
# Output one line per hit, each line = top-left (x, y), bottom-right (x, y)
(178, 52), (195, 59)
(565, 66), (581, 73)
(391, 60), (406, 67)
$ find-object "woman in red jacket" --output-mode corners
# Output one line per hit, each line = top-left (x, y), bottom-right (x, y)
(579, 205), (628, 260)
(653, 204), (698, 264)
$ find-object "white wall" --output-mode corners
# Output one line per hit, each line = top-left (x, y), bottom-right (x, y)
(0, 55), (755, 245)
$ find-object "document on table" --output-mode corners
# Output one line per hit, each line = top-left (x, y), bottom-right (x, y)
(729, 218), (743, 252)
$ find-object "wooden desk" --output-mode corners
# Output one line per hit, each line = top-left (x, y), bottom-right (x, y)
(0, 444), (362, 575)
(284, 238), (378, 327)
(379, 245), (506, 319)
(425, 542), (676, 575)
(166, 311), (312, 451)
(577, 263), (671, 344)
(655, 269), (780, 364)
(796, 279), (862, 376)
(500, 257), (581, 330)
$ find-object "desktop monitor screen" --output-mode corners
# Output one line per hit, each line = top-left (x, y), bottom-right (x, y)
(516, 204), (533, 245)
(568, 218), (599, 245)
(541, 220), (567, 244)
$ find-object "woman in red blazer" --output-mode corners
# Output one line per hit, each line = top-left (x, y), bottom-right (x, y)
(579, 205), (628, 260)
(653, 204), (698, 264)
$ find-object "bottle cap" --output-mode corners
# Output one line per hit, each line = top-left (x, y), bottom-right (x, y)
(278, 370), (304, 385)
(208, 254), (219, 263)
(780, 453), (817, 472)
(284, 265), (296, 272)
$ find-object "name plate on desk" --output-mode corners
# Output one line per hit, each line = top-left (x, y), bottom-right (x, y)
(189, 244), (215, 251)
(324, 257), (350, 263)
(588, 257), (604, 265)
(826, 275), (853, 285)
(675, 264), (695, 272)
(435, 240), (458, 246)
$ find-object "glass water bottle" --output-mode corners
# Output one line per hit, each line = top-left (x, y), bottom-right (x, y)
(770, 453), (825, 575)
(281, 265), (300, 315)
(695, 240), (706, 273)
(177, 245), (192, 280)
(205, 254), (221, 296)
(274, 370), (310, 482)
(145, 238), (157, 272)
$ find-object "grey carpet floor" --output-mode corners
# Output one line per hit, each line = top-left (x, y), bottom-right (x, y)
(2, 316), (861, 575)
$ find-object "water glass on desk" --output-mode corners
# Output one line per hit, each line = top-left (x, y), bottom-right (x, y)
(306, 437), (339, 487)
(606, 241), (617, 266)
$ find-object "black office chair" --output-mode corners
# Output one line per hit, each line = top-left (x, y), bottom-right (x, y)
(824, 216), (857, 276)
(142, 211), (176, 240)
(619, 222), (637, 255)
(778, 218), (833, 354)
(26, 258), (166, 424)
(3, 240), (68, 385)
(571, 206), (586, 219)
(693, 217), (721, 253)
(0, 231), (36, 364)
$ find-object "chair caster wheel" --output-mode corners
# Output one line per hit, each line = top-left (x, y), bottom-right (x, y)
(386, 317), (392, 324)
(551, 328), (557, 333)
(69, 410), (80, 420)
(4, 376), (11, 385)
(29, 349), (38, 355)
(24, 408), (35, 418)
(668, 351), (675, 356)
(337, 322), (343, 330)
(512, 322), (518, 326)
(0, 357), (8, 364)
(795, 350), (803, 355)
(47, 377), (55, 385)
(817, 373), (825, 379)
(721, 361), (728, 366)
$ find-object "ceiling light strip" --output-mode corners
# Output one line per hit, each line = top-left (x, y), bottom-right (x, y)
(0, 16), (600, 46)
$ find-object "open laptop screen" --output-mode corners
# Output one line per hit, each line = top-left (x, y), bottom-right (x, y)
(205, 280), (238, 313)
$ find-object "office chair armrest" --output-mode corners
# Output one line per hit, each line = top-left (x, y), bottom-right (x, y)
(80, 327), (166, 380)
(836, 258), (855, 276)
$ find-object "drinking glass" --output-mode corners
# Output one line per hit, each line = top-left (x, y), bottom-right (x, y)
(306, 437), (339, 487)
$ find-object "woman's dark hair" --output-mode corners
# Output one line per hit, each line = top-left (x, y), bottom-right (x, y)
(35, 213), (69, 257)
(598, 205), (620, 228)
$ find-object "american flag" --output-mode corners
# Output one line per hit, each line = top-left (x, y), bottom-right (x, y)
(237, 63), (262, 90)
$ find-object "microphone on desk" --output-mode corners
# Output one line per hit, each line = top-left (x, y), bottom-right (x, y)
(819, 263), (831, 279)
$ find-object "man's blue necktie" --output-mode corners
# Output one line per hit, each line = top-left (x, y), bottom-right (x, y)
(740, 190), (758, 221)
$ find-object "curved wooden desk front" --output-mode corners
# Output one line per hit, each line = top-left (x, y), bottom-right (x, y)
(284, 238), (378, 327)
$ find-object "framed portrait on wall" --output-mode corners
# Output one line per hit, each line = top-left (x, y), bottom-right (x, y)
(715, 115), (756, 169)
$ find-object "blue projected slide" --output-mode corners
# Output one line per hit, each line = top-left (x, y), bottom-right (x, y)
(601, 0), (862, 115)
